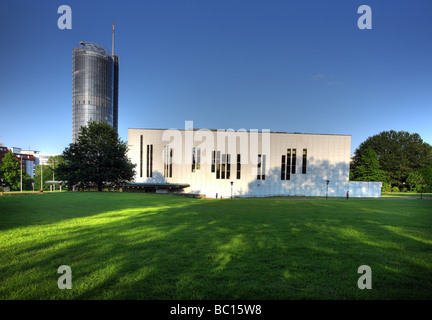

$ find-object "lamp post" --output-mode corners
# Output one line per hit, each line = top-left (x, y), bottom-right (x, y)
(326, 180), (330, 200)
(40, 163), (43, 193)
(51, 158), (56, 192)
(20, 156), (23, 193)
(421, 179), (425, 199)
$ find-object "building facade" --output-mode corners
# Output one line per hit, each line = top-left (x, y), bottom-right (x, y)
(127, 127), (364, 198)
(72, 42), (119, 142)
(0, 146), (36, 178)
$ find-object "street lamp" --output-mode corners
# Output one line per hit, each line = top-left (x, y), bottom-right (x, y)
(326, 180), (330, 200)
(40, 163), (44, 193)
(20, 156), (23, 193)
(421, 179), (425, 199)
(51, 158), (56, 192)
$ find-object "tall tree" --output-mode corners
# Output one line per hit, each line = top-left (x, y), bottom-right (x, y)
(352, 147), (387, 182)
(0, 151), (21, 190)
(351, 130), (432, 186)
(406, 170), (424, 191)
(419, 166), (432, 186)
(57, 121), (136, 191)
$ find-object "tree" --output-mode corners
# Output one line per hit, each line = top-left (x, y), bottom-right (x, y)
(22, 172), (34, 191)
(0, 151), (21, 190)
(351, 130), (432, 186)
(57, 121), (136, 191)
(406, 170), (424, 192)
(418, 166), (432, 187)
(351, 147), (387, 182)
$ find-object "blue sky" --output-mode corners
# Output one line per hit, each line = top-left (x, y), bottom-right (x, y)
(0, 0), (431, 155)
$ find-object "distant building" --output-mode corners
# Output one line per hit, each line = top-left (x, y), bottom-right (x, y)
(0, 146), (61, 178)
(72, 40), (119, 143)
(0, 146), (36, 177)
(21, 150), (61, 177)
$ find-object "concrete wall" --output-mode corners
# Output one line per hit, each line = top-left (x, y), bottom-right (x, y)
(348, 181), (382, 197)
(128, 128), (352, 198)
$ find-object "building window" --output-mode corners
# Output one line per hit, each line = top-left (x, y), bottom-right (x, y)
(192, 147), (200, 172)
(292, 149), (296, 174)
(146, 144), (153, 178)
(192, 147), (196, 172)
(221, 154), (226, 179)
(302, 149), (307, 174)
(216, 151), (221, 179)
(211, 151), (215, 173)
(169, 149), (173, 178)
(140, 135), (143, 178)
(257, 155), (261, 180)
(215, 152), (231, 180)
(164, 146), (173, 178)
(236, 154), (241, 179)
(281, 155), (286, 180)
(197, 148), (201, 170)
(226, 154), (231, 180)
(286, 149), (291, 180)
(257, 154), (266, 180)
(164, 146), (168, 177)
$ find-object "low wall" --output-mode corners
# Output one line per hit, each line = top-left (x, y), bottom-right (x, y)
(348, 181), (382, 197)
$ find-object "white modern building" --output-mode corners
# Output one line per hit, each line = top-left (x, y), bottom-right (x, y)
(19, 150), (61, 178)
(127, 124), (380, 198)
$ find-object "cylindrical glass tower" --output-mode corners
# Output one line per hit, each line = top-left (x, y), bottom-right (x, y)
(72, 42), (119, 142)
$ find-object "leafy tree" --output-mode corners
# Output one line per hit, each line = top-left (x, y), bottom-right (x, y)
(406, 170), (424, 192)
(22, 172), (34, 191)
(0, 151), (21, 190)
(351, 130), (432, 186)
(418, 166), (432, 187)
(57, 121), (136, 191)
(351, 147), (387, 182)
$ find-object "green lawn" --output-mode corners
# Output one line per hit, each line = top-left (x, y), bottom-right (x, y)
(0, 192), (431, 299)
(381, 191), (432, 198)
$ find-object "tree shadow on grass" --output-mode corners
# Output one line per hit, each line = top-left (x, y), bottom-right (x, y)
(1, 194), (431, 299)
(0, 192), (188, 231)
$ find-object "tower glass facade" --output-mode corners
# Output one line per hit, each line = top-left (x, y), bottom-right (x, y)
(72, 42), (119, 142)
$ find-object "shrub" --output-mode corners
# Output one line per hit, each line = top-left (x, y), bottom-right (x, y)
(402, 187), (408, 192)
(392, 186), (399, 192)
(382, 182), (391, 193)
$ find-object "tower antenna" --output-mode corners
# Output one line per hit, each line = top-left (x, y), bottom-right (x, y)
(112, 20), (115, 56)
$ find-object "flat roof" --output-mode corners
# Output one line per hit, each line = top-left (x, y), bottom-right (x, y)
(128, 128), (351, 136)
